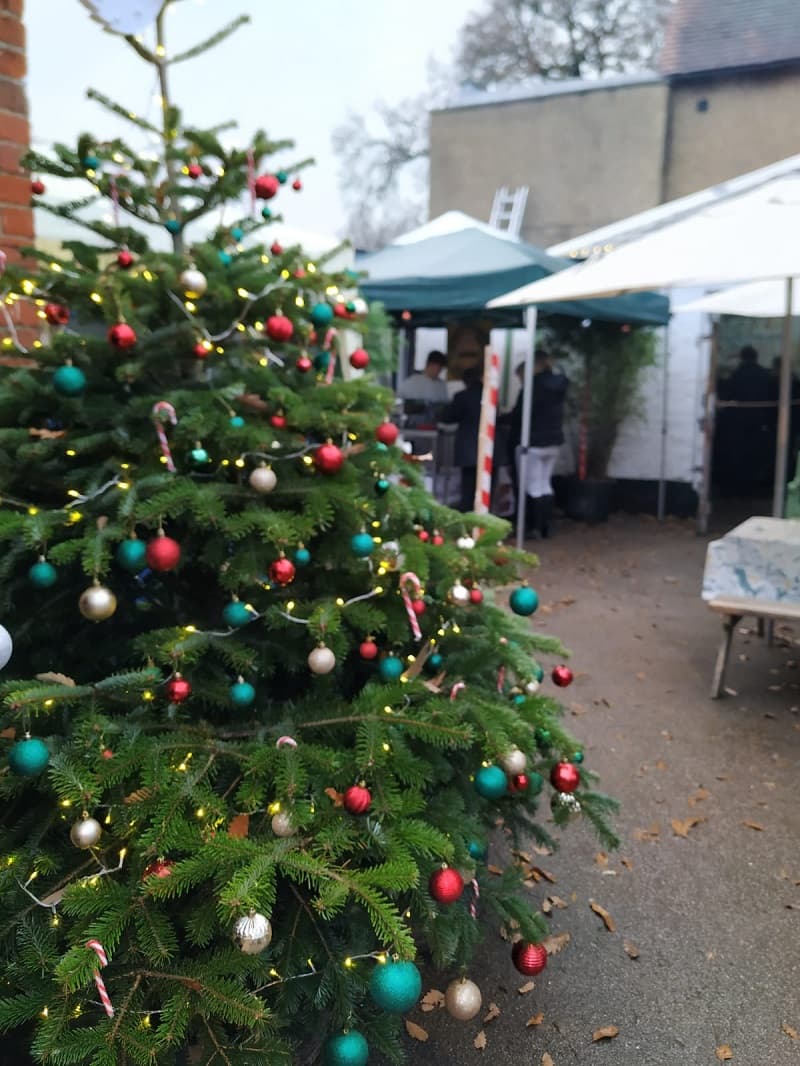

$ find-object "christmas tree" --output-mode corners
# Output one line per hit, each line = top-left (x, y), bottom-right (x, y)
(0, 6), (617, 1063)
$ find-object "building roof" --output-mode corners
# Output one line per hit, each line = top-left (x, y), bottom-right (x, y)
(434, 73), (662, 113)
(660, 0), (800, 76)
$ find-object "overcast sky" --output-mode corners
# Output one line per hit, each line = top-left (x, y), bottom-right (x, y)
(26, 0), (474, 242)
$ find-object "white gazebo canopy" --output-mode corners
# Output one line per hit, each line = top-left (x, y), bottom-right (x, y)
(677, 278), (800, 317)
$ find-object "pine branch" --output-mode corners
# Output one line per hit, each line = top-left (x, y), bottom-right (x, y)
(169, 16), (251, 65)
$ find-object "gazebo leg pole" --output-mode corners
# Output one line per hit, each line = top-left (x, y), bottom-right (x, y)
(773, 278), (795, 518)
(516, 307), (538, 549)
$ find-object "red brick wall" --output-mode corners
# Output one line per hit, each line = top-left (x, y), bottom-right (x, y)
(0, 0), (33, 263)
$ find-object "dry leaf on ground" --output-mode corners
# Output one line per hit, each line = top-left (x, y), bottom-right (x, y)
(742, 820), (765, 831)
(595, 851), (609, 867)
(420, 989), (444, 1012)
(548, 895), (569, 909)
(592, 1026), (620, 1042)
(474, 1030), (487, 1050)
(632, 823), (660, 842)
(483, 1003), (501, 1024)
(589, 900), (616, 932)
(527, 1012), (545, 1027)
(620, 857), (633, 870)
(688, 787), (711, 806)
(532, 866), (558, 883)
(542, 1054), (555, 1066)
(487, 864), (504, 876)
(782, 1022), (799, 1040)
(671, 816), (705, 838)
(715, 1045), (733, 1061)
(655, 759), (668, 771)
(541, 931), (571, 955)
(623, 940), (640, 959)
(405, 1020), (428, 1042)
(518, 981), (535, 995)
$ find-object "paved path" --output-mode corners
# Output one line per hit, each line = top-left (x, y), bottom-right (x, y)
(404, 516), (800, 1065)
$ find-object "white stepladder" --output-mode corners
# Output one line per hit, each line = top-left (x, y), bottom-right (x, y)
(489, 186), (529, 237)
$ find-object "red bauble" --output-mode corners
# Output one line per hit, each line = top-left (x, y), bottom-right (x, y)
(294, 268), (306, 279)
(44, 302), (70, 326)
(270, 413), (287, 429)
(334, 302), (348, 318)
(509, 773), (530, 794)
(375, 421), (399, 446)
(292, 178), (302, 191)
(296, 354), (313, 373)
(314, 443), (344, 475)
(30, 179), (45, 195)
(359, 639), (379, 661)
(146, 534), (182, 572)
(265, 314), (293, 342)
(343, 784), (371, 815)
(108, 322), (137, 349)
(411, 599), (426, 617)
(187, 163), (203, 179)
(193, 341), (210, 359)
(143, 859), (174, 879)
(269, 556), (296, 587)
(432, 533), (445, 546)
(270, 241), (284, 256)
(255, 174), (280, 200)
(417, 530), (430, 543)
(469, 587), (484, 605)
(166, 675), (191, 703)
(101, 748), (114, 760)
(349, 348), (370, 370)
(512, 941), (547, 976)
(552, 664), (573, 688)
(116, 249), (134, 269)
(429, 866), (464, 904)
(550, 761), (580, 793)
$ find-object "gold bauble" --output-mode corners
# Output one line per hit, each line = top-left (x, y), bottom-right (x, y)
(445, 977), (482, 1020)
(79, 583), (117, 621)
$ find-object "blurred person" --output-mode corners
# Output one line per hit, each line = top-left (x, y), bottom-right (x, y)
(398, 350), (449, 405)
(441, 365), (483, 511)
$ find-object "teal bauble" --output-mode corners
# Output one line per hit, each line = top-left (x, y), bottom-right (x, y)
(223, 600), (253, 628)
(534, 664), (545, 683)
(230, 415), (245, 428)
(294, 547), (311, 567)
(323, 1031), (368, 1066)
(534, 727), (551, 750)
(509, 585), (539, 617)
(191, 446), (209, 464)
(310, 302), (334, 327)
(218, 250), (233, 265)
(116, 538), (147, 572)
(28, 560), (57, 588)
(345, 300), (357, 312)
(261, 206), (272, 220)
(374, 442), (389, 454)
(379, 656), (403, 682)
(82, 154), (100, 170)
(165, 219), (182, 234)
(369, 959), (422, 1014)
(8, 736), (50, 777)
(53, 364), (86, 396)
(375, 477), (390, 495)
(276, 170), (288, 185)
(427, 652), (443, 671)
(513, 693), (526, 705)
(474, 764), (508, 799)
(350, 532), (375, 558)
(573, 751), (585, 764)
(230, 680), (256, 707)
(468, 840), (487, 861)
(231, 226), (243, 241)
(314, 350), (331, 372)
(527, 771), (544, 795)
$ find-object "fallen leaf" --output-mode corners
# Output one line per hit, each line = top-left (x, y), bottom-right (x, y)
(404, 1020), (428, 1042)
(592, 1026), (620, 1042)
(420, 989), (444, 1012)
(542, 1054), (555, 1066)
(513, 849), (532, 863)
(532, 843), (553, 856)
(623, 940), (640, 960)
(715, 1045), (733, 1061)
(541, 931), (571, 955)
(782, 1022), (799, 1041)
(532, 866), (557, 883)
(671, 817), (704, 838)
(487, 864), (504, 876)
(517, 981), (535, 995)
(542, 898), (552, 914)
(688, 787), (711, 806)
(632, 823), (660, 842)
(594, 851), (609, 867)
(324, 787), (343, 807)
(548, 895), (569, 909)
(527, 1012), (545, 1027)
(743, 820), (765, 831)
(227, 813), (249, 839)
(474, 1030), (487, 1051)
(589, 900), (616, 932)
(654, 759), (668, 771)
(483, 1002), (500, 1024)
(620, 857), (633, 871)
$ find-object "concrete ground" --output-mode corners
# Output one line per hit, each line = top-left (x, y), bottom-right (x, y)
(403, 514), (800, 1065)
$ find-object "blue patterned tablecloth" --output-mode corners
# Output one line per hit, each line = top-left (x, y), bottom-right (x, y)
(702, 517), (800, 603)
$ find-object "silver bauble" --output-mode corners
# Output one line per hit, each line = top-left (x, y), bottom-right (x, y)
(0, 623), (12, 670)
(271, 811), (295, 837)
(525, 679), (541, 695)
(70, 816), (102, 849)
(449, 581), (470, 606)
(551, 791), (582, 817)
(500, 746), (527, 776)
(249, 465), (277, 494)
(308, 644), (335, 675)
(233, 910), (272, 954)
(79, 583), (117, 622)
(445, 977), (482, 1021)
(456, 535), (475, 550)
(179, 267), (208, 297)
(350, 296), (368, 316)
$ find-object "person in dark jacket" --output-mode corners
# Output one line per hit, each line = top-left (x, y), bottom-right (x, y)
(510, 349), (568, 537)
(441, 365), (483, 511)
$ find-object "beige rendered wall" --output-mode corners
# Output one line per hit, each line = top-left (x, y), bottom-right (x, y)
(665, 68), (800, 200)
(429, 82), (669, 248)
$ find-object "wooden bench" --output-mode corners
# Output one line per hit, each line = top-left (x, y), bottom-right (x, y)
(707, 595), (800, 698)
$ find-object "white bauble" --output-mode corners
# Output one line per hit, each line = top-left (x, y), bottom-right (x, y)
(234, 911), (272, 954)
(525, 679), (541, 695)
(0, 624), (12, 670)
(79, 583), (117, 622)
(445, 978), (482, 1020)
(249, 465), (277, 494)
(308, 644), (335, 675)
(350, 296), (368, 316)
(70, 816), (102, 849)
(179, 267), (208, 298)
(271, 811), (295, 837)
(456, 535), (475, 550)
(500, 746), (527, 776)
(449, 581), (470, 606)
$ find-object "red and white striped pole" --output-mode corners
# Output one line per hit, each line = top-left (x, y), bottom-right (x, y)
(474, 347), (500, 514)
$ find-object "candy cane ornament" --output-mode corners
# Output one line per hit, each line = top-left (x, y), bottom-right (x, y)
(450, 681), (466, 701)
(469, 878), (480, 920)
(151, 401), (177, 473)
(399, 572), (422, 641)
(85, 939), (114, 1018)
(275, 735), (298, 750)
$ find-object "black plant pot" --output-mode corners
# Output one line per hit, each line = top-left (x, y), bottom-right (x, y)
(563, 476), (612, 523)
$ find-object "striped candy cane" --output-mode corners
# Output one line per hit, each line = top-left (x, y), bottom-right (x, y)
(275, 735), (298, 750)
(323, 329), (338, 384)
(151, 401), (177, 473)
(85, 939), (114, 1018)
(474, 349), (500, 514)
(450, 681), (466, 701)
(399, 572), (422, 641)
(469, 879), (480, 920)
